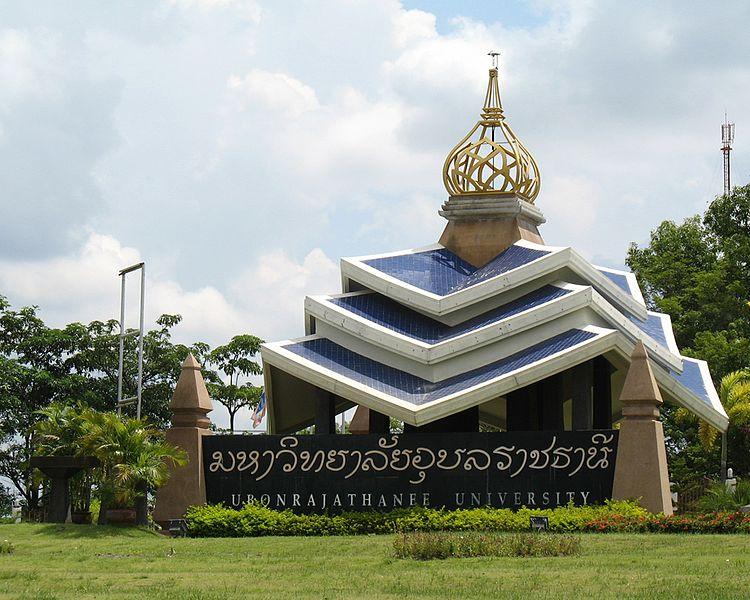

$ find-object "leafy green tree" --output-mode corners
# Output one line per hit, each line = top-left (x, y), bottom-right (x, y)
(0, 297), (84, 513)
(627, 183), (750, 481)
(0, 484), (13, 517)
(0, 295), (205, 512)
(68, 314), (210, 425)
(206, 335), (264, 433)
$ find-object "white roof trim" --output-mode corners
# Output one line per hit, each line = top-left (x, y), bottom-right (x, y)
(305, 282), (682, 372)
(341, 242), (648, 320)
(261, 327), (727, 430)
(594, 264), (646, 306)
(653, 311), (680, 355)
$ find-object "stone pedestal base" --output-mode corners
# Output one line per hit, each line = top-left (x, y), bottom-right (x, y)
(438, 194), (545, 267)
(153, 427), (211, 525)
(612, 419), (673, 515)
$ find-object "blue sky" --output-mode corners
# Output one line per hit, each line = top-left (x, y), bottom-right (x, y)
(0, 0), (748, 427)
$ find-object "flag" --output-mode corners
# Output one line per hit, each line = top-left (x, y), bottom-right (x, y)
(251, 391), (266, 429)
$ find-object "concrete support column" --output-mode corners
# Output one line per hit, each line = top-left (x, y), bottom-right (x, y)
(569, 361), (593, 431)
(47, 477), (69, 524)
(612, 342), (673, 515)
(349, 406), (390, 434)
(593, 356), (613, 429)
(538, 374), (564, 431)
(369, 410), (390, 434)
(315, 390), (336, 434)
(506, 384), (537, 431)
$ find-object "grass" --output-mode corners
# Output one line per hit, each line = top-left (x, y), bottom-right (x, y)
(0, 524), (749, 599)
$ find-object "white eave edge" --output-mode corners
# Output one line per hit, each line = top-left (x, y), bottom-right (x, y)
(260, 327), (727, 431)
(304, 282), (683, 373)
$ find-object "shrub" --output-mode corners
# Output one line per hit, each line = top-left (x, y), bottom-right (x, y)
(0, 539), (14, 554)
(697, 480), (750, 513)
(393, 531), (581, 560)
(582, 511), (750, 534)
(185, 500), (648, 537)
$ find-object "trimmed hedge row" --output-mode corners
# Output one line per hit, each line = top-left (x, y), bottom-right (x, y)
(185, 501), (648, 537)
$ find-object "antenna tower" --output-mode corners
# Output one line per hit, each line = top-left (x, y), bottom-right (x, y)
(721, 114), (735, 196)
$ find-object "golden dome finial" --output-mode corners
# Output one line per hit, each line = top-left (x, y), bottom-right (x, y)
(442, 55), (541, 202)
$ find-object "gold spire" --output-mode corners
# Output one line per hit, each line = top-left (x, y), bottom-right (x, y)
(442, 63), (541, 202)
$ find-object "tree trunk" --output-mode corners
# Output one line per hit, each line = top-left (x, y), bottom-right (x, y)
(229, 410), (235, 434)
(135, 480), (149, 526)
(97, 497), (109, 525)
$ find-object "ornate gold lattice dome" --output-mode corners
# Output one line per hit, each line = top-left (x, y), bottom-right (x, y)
(442, 66), (540, 202)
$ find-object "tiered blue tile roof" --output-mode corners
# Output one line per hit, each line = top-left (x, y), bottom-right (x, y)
(286, 329), (596, 405)
(330, 285), (571, 344)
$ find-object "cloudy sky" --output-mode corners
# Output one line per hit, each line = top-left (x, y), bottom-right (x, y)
(1, 0), (748, 427)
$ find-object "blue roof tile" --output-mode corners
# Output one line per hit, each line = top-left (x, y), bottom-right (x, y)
(330, 285), (572, 344)
(671, 360), (713, 408)
(285, 329), (597, 405)
(363, 244), (550, 296)
(627, 313), (671, 349)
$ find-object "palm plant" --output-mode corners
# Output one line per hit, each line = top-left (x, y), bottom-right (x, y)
(34, 402), (95, 515)
(698, 370), (750, 449)
(34, 402), (89, 456)
(697, 479), (750, 512)
(82, 411), (187, 525)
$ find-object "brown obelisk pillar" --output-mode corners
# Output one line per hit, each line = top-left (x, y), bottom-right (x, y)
(612, 342), (673, 515)
(153, 353), (213, 525)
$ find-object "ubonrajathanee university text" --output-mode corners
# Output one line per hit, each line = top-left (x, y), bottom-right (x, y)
(231, 491), (594, 510)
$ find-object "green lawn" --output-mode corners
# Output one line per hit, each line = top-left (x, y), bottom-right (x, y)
(0, 524), (749, 599)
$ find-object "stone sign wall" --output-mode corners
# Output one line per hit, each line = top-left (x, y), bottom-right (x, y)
(203, 431), (618, 513)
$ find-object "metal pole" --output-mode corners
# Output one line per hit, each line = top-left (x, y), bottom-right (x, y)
(117, 274), (126, 416)
(136, 264), (145, 420)
(721, 432), (728, 482)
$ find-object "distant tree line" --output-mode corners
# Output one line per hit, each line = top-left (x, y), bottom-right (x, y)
(0, 300), (262, 513)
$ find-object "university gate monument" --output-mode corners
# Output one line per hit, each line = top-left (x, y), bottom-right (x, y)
(155, 63), (728, 523)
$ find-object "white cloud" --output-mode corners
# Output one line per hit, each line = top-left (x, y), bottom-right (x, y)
(1, 0), (750, 343)
(0, 232), (339, 347)
(230, 247), (340, 341)
(228, 69), (319, 118)
(392, 8), (437, 48)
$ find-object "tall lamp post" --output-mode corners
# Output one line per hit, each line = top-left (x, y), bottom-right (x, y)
(117, 262), (145, 419)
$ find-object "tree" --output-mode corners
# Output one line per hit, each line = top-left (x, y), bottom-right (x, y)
(627, 184), (750, 381)
(0, 297), (84, 513)
(696, 370), (750, 449)
(206, 335), (264, 433)
(68, 314), (210, 425)
(627, 184), (750, 481)
(0, 484), (13, 517)
(0, 295), (206, 512)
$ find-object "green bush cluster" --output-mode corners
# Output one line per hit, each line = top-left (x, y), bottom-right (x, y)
(0, 539), (14, 554)
(584, 511), (750, 533)
(185, 500), (647, 537)
(392, 531), (581, 560)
